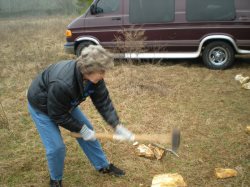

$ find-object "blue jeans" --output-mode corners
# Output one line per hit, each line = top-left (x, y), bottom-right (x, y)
(28, 103), (109, 180)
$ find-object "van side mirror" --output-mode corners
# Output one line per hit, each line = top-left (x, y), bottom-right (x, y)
(90, 4), (103, 15)
(90, 4), (97, 15)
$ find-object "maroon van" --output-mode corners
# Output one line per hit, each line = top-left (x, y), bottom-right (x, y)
(64, 0), (250, 69)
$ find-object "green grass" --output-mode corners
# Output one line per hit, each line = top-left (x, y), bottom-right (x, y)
(0, 16), (250, 187)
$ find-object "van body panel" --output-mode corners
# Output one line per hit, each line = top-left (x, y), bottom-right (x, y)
(122, 0), (250, 53)
(81, 0), (123, 49)
(64, 0), (250, 61)
(123, 35), (250, 59)
(66, 15), (85, 42)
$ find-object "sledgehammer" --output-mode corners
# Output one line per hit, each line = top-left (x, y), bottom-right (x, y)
(70, 128), (181, 153)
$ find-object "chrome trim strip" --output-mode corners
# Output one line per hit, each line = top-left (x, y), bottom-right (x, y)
(76, 36), (100, 45)
(124, 35), (250, 59)
(124, 52), (198, 59)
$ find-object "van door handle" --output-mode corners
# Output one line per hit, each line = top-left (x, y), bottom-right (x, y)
(239, 16), (250, 21)
(112, 17), (121, 21)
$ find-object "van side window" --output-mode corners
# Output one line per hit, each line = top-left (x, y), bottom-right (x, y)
(129, 0), (175, 24)
(187, 0), (236, 21)
(96, 0), (120, 14)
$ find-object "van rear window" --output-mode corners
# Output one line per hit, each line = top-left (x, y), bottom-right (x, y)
(187, 0), (236, 21)
(129, 0), (175, 24)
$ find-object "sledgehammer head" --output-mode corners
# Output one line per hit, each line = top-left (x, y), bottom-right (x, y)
(172, 128), (181, 152)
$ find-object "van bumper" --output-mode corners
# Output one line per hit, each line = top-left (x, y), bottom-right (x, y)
(64, 42), (75, 54)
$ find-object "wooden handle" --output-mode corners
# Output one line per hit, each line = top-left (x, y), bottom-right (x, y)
(70, 132), (114, 140)
(70, 132), (172, 145)
(134, 134), (171, 144)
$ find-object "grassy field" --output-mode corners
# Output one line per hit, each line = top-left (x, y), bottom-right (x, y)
(0, 16), (249, 187)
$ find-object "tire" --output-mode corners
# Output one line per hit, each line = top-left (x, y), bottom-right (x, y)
(202, 41), (235, 70)
(75, 41), (94, 57)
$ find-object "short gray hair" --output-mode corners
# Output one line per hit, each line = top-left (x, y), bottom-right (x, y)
(76, 45), (114, 75)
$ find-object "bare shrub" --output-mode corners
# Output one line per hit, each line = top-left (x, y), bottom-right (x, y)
(114, 26), (147, 54)
(114, 26), (164, 64)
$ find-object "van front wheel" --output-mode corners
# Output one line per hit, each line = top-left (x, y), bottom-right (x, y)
(76, 41), (94, 57)
(202, 41), (235, 70)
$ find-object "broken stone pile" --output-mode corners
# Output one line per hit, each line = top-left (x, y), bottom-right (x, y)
(235, 74), (250, 89)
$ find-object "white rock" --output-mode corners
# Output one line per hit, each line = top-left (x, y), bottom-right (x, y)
(242, 82), (250, 90)
(151, 173), (187, 187)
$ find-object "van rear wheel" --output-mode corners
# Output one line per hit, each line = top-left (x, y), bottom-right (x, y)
(202, 41), (235, 70)
(76, 41), (94, 57)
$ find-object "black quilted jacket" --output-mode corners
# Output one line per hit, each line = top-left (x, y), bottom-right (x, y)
(27, 60), (119, 132)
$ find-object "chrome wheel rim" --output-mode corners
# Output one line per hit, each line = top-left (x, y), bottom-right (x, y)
(208, 47), (228, 66)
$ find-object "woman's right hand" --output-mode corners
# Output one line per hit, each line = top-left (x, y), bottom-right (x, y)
(114, 124), (135, 142)
(80, 125), (96, 141)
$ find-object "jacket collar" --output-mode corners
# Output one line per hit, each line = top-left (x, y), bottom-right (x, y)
(75, 61), (85, 95)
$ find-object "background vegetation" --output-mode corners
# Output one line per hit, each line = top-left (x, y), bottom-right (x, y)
(0, 14), (249, 187)
(0, 0), (92, 17)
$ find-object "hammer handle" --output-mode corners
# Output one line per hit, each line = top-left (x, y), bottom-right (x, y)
(70, 132), (171, 144)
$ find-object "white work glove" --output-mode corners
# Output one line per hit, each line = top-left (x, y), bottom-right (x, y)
(80, 125), (96, 141)
(114, 124), (135, 142)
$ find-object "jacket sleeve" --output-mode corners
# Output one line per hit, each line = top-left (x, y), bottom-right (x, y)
(47, 81), (83, 132)
(90, 80), (120, 128)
